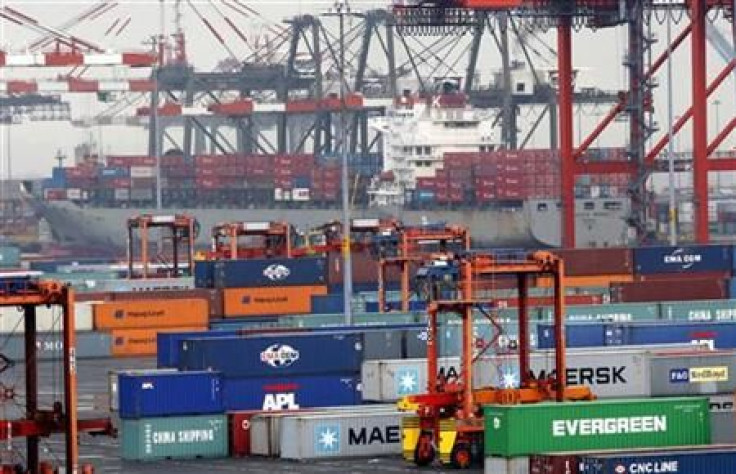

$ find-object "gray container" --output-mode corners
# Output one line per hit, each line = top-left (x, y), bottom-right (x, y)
(250, 405), (397, 457)
(710, 394), (736, 444)
(279, 411), (405, 460)
(0, 331), (111, 361)
(484, 456), (529, 474)
(649, 351), (736, 396)
(361, 344), (706, 402)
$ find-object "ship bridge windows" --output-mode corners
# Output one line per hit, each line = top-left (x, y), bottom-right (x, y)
(537, 203), (548, 211)
(583, 201), (595, 210)
(603, 201), (623, 211)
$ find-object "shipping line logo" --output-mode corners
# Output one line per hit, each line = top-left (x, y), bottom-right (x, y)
(260, 344), (300, 368)
(669, 366), (728, 384)
(551, 415), (667, 437)
(663, 247), (702, 269)
(395, 368), (419, 395)
(613, 461), (679, 473)
(315, 424), (341, 455)
(263, 264), (291, 281)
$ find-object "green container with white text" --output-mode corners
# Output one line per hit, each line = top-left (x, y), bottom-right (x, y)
(121, 414), (228, 461)
(484, 397), (710, 457)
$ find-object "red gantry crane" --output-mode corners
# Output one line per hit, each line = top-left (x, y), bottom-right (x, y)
(399, 251), (594, 468)
(210, 221), (294, 260)
(127, 214), (196, 279)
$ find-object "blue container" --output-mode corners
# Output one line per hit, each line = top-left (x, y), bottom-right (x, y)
(194, 260), (215, 288)
(178, 332), (363, 377)
(634, 245), (732, 274)
(118, 370), (224, 419)
(538, 321), (736, 349)
(99, 167), (130, 179)
(157, 330), (237, 368)
(311, 294), (344, 313)
(293, 176), (311, 188)
(580, 447), (736, 474)
(52, 167), (66, 181)
(730, 279), (736, 299)
(214, 257), (326, 288)
(415, 190), (436, 202)
(222, 373), (361, 411)
(207, 318), (281, 331)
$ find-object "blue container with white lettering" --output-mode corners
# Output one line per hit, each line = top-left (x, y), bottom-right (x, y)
(157, 330), (237, 368)
(579, 447), (736, 474)
(221, 373), (361, 411)
(538, 321), (736, 350)
(194, 260), (216, 288)
(634, 245), (732, 274)
(178, 332), (364, 377)
(118, 370), (224, 419)
(213, 257), (326, 288)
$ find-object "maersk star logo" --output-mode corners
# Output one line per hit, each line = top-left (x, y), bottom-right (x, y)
(315, 424), (340, 455)
(396, 368), (419, 395)
(500, 369), (519, 389)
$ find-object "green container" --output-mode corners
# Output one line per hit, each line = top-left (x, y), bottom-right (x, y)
(660, 299), (736, 322)
(484, 397), (710, 457)
(0, 246), (20, 268)
(121, 414), (228, 461)
(538, 302), (659, 322)
(278, 312), (419, 327)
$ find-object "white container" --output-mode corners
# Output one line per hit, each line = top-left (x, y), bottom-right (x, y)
(114, 188), (130, 201)
(361, 344), (708, 402)
(274, 188), (283, 201)
(485, 456), (529, 474)
(130, 166), (155, 178)
(279, 411), (405, 460)
(0, 302), (94, 333)
(292, 188), (310, 201)
(66, 188), (82, 200)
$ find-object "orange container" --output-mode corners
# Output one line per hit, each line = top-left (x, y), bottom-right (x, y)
(222, 286), (327, 317)
(535, 274), (634, 288)
(110, 326), (207, 357)
(93, 298), (209, 330)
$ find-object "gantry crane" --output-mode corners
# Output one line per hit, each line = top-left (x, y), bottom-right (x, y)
(399, 251), (594, 468)
(127, 214), (196, 279)
(376, 223), (470, 313)
(293, 218), (402, 257)
(210, 221), (294, 260)
(0, 273), (113, 473)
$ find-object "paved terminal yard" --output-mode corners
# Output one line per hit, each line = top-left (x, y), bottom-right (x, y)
(1, 358), (481, 473)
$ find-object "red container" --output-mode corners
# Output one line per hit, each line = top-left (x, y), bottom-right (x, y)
(161, 155), (185, 167)
(229, 411), (258, 457)
(634, 271), (731, 282)
(551, 248), (633, 277)
(416, 178), (436, 190)
(529, 454), (581, 474)
(611, 278), (728, 303)
(196, 177), (222, 189)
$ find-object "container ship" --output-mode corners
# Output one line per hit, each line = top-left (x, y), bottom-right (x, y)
(30, 95), (631, 252)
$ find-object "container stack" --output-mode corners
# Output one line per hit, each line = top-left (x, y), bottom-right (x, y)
(118, 370), (228, 461)
(92, 298), (209, 357)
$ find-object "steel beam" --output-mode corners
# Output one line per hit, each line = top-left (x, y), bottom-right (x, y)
(691, 0), (709, 243)
(24, 305), (38, 474)
(557, 18), (575, 248)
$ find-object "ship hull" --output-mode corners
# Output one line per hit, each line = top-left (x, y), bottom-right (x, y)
(34, 197), (630, 253)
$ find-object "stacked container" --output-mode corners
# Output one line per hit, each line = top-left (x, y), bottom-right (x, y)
(118, 370), (228, 461)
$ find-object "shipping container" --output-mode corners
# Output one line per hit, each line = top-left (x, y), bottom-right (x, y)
(109, 288), (223, 318)
(278, 411), (404, 460)
(634, 245), (732, 274)
(537, 302), (658, 322)
(660, 299), (736, 321)
(92, 298), (208, 330)
(222, 374), (361, 411)
(118, 370), (224, 419)
(485, 457), (530, 474)
(0, 331), (111, 361)
(484, 398), (710, 457)
(579, 446), (736, 474)
(222, 285), (327, 317)
(361, 345), (710, 402)
(529, 453), (581, 474)
(538, 321), (736, 350)
(213, 258), (326, 288)
(178, 332), (363, 377)
(111, 326), (207, 357)
(0, 246), (20, 268)
(121, 414), (228, 460)
(610, 278), (728, 303)
(649, 351), (736, 396)
(552, 248), (633, 277)
(0, 302), (94, 333)
(108, 367), (174, 412)
(710, 394), (736, 444)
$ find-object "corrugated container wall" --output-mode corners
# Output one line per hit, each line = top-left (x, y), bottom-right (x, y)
(579, 447), (736, 474)
(121, 414), (228, 461)
(278, 411), (404, 460)
(634, 245), (732, 274)
(213, 257), (326, 288)
(178, 333), (363, 377)
(111, 326), (206, 357)
(484, 398), (710, 457)
(93, 299), (208, 330)
(221, 374), (361, 411)
(222, 285), (326, 317)
(4, 332), (111, 361)
(552, 248), (632, 276)
(108, 367), (174, 412)
(118, 370), (224, 419)
(611, 279), (728, 302)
